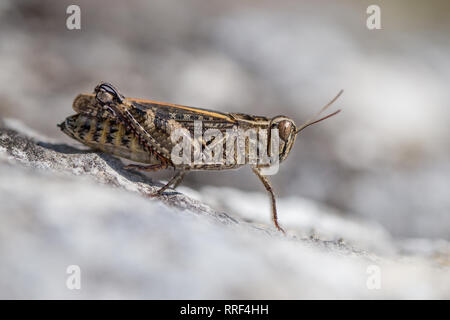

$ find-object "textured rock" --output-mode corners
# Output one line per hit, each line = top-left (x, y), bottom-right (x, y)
(0, 119), (448, 299)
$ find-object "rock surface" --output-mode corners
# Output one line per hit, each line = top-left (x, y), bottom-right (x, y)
(0, 119), (448, 299)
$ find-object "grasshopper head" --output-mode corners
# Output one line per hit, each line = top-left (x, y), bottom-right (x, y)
(269, 116), (298, 162)
(270, 90), (343, 163)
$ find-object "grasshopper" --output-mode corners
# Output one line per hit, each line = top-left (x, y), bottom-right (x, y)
(58, 82), (341, 233)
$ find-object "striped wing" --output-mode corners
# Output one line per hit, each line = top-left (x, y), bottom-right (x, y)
(72, 93), (271, 163)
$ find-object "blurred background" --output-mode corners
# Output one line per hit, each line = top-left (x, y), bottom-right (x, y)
(0, 0), (449, 240)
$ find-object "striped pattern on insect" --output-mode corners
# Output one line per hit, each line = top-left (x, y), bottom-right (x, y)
(58, 82), (342, 233)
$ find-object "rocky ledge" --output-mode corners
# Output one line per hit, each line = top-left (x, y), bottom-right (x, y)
(0, 119), (448, 299)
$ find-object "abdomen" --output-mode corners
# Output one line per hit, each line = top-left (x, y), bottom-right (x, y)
(59, 114), (162, 165)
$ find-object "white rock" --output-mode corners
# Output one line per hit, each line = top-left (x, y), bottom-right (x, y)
(0, 121), (448, 299)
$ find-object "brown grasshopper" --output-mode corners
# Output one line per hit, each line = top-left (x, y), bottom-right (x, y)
(58, 82), (341, 233)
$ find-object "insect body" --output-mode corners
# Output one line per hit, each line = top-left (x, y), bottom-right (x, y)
(59, 82), (342, 233)
(58, 113), (163, 165)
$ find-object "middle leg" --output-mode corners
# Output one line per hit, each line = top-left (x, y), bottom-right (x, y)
(156, 170), (186, 195)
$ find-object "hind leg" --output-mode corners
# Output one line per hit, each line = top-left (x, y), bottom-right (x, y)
(123, 163), (167, 172)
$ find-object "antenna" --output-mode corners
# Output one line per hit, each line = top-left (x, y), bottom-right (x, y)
(295, 90), (343, 135)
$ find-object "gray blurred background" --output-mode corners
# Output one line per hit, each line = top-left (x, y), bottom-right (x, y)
(0, 0), (449, 240)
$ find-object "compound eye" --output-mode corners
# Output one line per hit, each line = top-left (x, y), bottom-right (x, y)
(278, 120), (293, 141)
